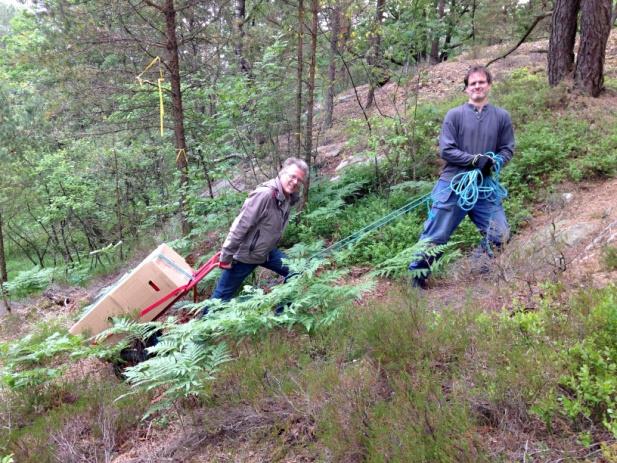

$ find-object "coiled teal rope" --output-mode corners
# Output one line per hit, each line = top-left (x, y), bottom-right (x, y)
(449, 152), (507, 211)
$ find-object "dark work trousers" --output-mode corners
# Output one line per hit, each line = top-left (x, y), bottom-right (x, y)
(409, 179), (509, 277)
(211, 248), (289, 302)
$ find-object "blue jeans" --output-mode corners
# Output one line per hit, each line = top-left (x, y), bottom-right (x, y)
(211, 248), (289, 302)
(409, 180), (509, 276)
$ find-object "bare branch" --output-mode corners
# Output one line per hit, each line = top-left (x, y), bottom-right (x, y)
(485, 12), (552, 67)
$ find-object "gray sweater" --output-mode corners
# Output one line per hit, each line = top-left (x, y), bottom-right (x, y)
(438, 103), (515, 182)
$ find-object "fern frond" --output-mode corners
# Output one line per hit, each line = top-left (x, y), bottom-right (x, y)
(372, 240), (459, 279)
(95, 318), (163, 344)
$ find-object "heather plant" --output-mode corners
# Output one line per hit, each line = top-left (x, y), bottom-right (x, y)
(556, 287), (617, 437)
(1, 377), (149, 463)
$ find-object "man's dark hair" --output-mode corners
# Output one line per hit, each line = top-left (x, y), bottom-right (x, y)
(463, 65), (492, 89)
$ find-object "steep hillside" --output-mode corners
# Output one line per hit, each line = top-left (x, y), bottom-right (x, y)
(2, 32), (617, 463)
(105, 35), (617, 462)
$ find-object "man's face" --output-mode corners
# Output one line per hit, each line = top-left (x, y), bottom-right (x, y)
(280, 165), (306, 195)
(465, 71), (491, 105)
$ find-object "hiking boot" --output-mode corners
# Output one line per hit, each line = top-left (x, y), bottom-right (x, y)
(411, 276), (428, 290)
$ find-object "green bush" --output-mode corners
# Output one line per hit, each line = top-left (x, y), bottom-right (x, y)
(492, 68), (557, 125)
(558, 287), (617, 437)
(601, 245), (617, 271)
(502, 117), (590, 201)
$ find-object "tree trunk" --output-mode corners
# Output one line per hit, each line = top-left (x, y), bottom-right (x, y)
(0, 276), (9, 313)
(430, 0), (446, 64)
(324, 4), (341, 129)
(440, 0), (459, 61)
(113, 149), (124, 260)
(233, 0), (252, 76)
(59, 219), (74, 265)
(575, 0), (612, 96)
(0, 281), (9, 313)
(365, 0), (386, 109)
(303, 0), (319, 205)
(548, 0), (580, 86)
(0, 211), (7, 283)
(471, 0), (477, 43)
(164, 0), (191, 235)
(295, 0), (305, 157)
(612, 0), (617, 25)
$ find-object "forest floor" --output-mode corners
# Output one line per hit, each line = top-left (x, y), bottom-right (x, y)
(3, 32), (617, 462)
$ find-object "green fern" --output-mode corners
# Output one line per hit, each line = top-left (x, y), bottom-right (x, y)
(4, 266), (55, 298)
(388, 180), (434, 194)
(2, 253), (373, 417)
(94, 317), (162, 345)
(372, 240), (460, 279)
(285, 240), (326, 259)
(1, 326), (119, 391)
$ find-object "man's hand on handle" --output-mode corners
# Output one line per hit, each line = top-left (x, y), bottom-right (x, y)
(218, 260), (233, 270)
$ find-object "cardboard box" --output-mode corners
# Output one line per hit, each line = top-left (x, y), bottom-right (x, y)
(69, 243), (194, 342)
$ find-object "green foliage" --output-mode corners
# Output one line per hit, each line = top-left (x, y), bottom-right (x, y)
(286, 172), (433, 268)
(503, 117), (588, 199)
(557, 288), (617, 437)
(492, 68), (617, 208)
(3, 266), (54, 298)
(567, 128), (617, 181)
(1, 324), (119, 393)
(98, 256), (374, 416)
(212, 290), (486, 461)
(122, 338), (231, 419)
(363, 106), (443, 186)
(187, 191), (245, 238)
(372, 240), (460, 279)
(492, 68), (557, 124)
(366, 378), (484, 462)
(1, 377), (149, 463)
(285, 172), (372, 241)
(601, 245), (617, 271)
(0, 323), (147, 462)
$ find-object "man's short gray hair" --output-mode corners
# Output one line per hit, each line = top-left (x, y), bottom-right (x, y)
(281, 157), (309, 177)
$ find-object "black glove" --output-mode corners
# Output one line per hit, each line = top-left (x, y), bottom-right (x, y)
(473, 155), (494, 177)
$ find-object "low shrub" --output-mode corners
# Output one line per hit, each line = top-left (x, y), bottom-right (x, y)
(601, 245), (617, 271)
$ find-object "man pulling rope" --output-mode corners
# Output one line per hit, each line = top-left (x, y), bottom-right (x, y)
(408, 65), (516, 289)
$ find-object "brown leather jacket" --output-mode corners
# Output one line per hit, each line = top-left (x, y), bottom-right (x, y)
(220, 177), (299, 265)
